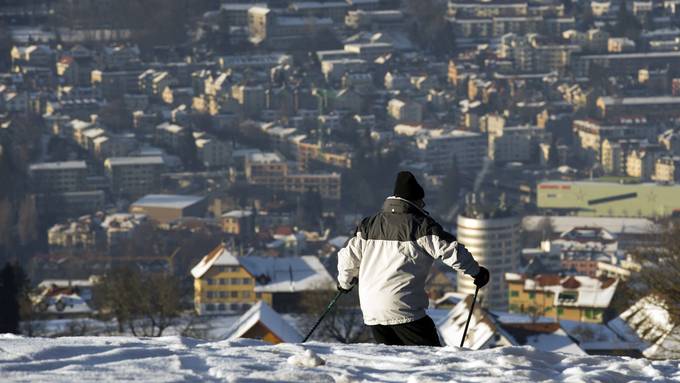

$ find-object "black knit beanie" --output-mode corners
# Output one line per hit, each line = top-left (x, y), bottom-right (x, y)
(393, 171), (425, 201)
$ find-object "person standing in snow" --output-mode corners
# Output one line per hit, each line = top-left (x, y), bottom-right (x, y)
(337, 171), (490, 346)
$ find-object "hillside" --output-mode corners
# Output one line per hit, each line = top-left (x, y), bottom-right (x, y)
(1, 335), (678, 382)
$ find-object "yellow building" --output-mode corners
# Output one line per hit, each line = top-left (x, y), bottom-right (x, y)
(505, 273), (618, 323)
(191, 245), (334, 315)
(221, 210), (255, 238)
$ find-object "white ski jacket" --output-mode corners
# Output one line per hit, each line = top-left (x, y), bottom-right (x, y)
(337, 196), (480, 326)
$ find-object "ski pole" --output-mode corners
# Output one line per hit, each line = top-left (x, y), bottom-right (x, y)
(302, 277), (357, 343)
(460, 286), (479, 348)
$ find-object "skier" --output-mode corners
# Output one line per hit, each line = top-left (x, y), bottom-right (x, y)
(337, 171), (489, 346)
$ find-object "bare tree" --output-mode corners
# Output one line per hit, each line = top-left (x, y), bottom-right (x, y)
(301, 289), (369, 343)
(94, 267), (182, 337)
(635, 221), (680, 323)
(629, 220), (680, 357)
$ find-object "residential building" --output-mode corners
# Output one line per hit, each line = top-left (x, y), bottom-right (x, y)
(91, 70), (141, 99)
(626, 147), (664, 181)
(194, 135), (232, 168)
(345, 10), (404, 29)
(248, 6), (333, 47)
(601, 139), (644, 175)
(245, 152), (342, 200)
(29, 161), (88, 193)
(387, 98), (422, 124)
(190, 245), (334, 315)
(435, 294), (588, 356)
(104, 156), (165, 198)
(155, 122), (185, 151)
(221, 210), (255, 238)
(654, 156), (680, 182)
(506, 273), (618, 323)
(413, 129), (487, 174)
(596, 96), (680, 120)
(489, 125), (551, 163)
(222, 301), (302, 344)
(573, 119), (658, 163)
(232, 84), (266, 118)
(48, 213), (147, 252)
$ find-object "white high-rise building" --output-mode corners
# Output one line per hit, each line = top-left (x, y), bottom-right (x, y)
(456, 196), (521, 310)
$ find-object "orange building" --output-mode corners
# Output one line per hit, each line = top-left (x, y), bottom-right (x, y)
(505, 273), (618, 323)
(223, 301), (302, 344)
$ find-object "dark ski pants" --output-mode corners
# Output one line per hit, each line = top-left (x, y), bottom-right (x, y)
(369, 315), (442, 346)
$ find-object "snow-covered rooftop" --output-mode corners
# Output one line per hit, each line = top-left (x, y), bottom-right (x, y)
(105, 156), (165, 166)
(191, 246), (241, 279)
(131, 194), (205, 210)
(509, 274), (618, 308)
(190, 246), (334, 292)
(222, 210), (253, 218)
(523, 215), (657, 235)
(223, 300), (302, 343)
(29, 161), (87, 171)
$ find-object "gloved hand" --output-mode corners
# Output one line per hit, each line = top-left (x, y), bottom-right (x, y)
(474, 267), (490, 288)
(337, 277), (358, 294)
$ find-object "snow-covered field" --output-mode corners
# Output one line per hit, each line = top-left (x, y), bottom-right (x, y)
(1, 334), (679, 383)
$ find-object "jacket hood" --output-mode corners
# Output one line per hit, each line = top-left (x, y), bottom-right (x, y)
(383, 196), (429, 216)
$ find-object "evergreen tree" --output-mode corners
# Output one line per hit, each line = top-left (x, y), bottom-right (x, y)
(0, 263), (21, 334)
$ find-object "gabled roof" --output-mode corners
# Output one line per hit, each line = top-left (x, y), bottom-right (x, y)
(190, 246), (240, 278)
(190, 245), (334, 292)
(501, 326), (586, 355)
(436, 294), (497, 349)
(223, 301), (302, 343)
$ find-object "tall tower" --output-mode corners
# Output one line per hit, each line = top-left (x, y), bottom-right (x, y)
(456, 193), (521, 311)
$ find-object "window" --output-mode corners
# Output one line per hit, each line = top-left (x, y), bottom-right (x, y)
(206, 278), (214, 285)
(219, 278), (227, 285)
(218, 304), (226, 311)
(255, 292), (262, 299)
(230, 303), (239, 310)
(557, 307), (564, 316)
(242, 278), (251, 285)
(207, 291), (214, 298)
(558, 292), (577, 302)
(528, 292), (535, 299)
(206, 304), (215, 312)
(219, 291), (228, 298)
(510, 290), (519, 297)
(230, 278), (240, 285)
(242, 291), (251, 298)
(230, 291), (238, 298)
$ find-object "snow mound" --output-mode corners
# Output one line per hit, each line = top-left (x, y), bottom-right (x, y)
(0, 335), (679, 382)
(287, 349), (326, 367)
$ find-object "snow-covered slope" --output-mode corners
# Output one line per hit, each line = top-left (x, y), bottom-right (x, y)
(1, 334), (678, 382)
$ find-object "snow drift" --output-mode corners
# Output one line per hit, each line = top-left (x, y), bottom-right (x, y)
(0, 335), (678, 382)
